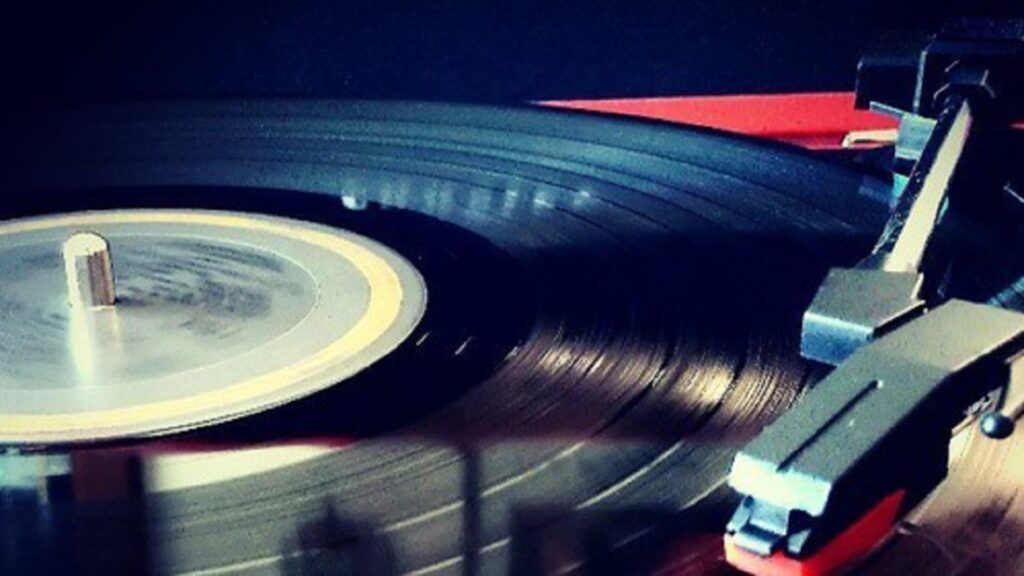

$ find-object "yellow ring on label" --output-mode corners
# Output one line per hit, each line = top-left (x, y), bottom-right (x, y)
(0, 211), (404, 438)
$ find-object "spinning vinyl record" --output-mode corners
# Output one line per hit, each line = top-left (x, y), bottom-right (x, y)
(1, 102), (1021, 575)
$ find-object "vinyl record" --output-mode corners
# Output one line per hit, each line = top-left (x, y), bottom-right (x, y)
(3, 101), (1016, 575)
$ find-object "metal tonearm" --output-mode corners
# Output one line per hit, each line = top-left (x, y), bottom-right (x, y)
(724, 18), (1024, 576)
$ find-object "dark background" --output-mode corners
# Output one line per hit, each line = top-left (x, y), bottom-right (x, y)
(2, 0), (1018, 110)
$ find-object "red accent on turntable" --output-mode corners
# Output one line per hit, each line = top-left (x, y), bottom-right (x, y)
(723, 490), (906, 576)
(541, 92), (896, 150)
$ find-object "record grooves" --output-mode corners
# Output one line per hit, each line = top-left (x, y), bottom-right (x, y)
(3, 101), (1018, 575)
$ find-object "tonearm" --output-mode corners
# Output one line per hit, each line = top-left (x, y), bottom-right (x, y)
(724, 17), (1024, 576)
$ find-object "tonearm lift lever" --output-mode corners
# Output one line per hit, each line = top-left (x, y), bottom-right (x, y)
(724, 18), (1024, 576)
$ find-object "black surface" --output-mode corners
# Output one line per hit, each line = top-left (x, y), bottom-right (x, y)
(1, 101), (890, 574)
(3, 0), (1013, 115)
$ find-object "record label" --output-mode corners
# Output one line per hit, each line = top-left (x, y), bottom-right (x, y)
(0, 209), (427, 444)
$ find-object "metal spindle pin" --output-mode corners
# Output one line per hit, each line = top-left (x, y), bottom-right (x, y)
(63, 232), (116, 309)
